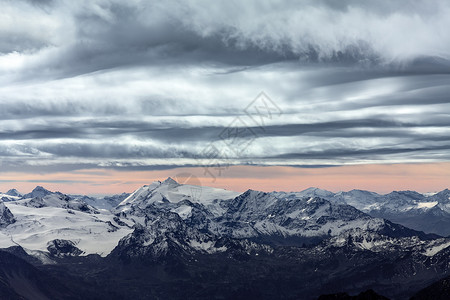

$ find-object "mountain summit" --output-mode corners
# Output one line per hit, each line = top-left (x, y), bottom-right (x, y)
(162, 177), (178, 185)
(5, 189), (22, 197)
(23, 186), (52, 199)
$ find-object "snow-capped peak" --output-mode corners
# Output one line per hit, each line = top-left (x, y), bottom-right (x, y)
(115, 178), (240, 213)
(298, 187), (335, 199)
(23, 186), (52, 199)
(6, 189), (22, 197)
(430, 189), (450, 203)
(162, 177), (178, 185)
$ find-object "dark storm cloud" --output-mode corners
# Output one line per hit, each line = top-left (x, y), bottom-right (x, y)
(1, 0), (450, 171)
(270, 144), (450, 161)
(3, 117), (450, 142)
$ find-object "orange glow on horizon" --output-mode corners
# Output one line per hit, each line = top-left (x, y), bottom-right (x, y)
(0, 163), (449, 195)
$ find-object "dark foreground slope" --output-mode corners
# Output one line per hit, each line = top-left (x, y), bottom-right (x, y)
(411, 275), (450, 300)
(6, 231), (446, 300)
(318, 289), (390, 300)
(1, 230), (449, 300)
(0, 249), (79, 300)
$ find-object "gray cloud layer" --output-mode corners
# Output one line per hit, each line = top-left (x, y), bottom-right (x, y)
(1, 0), (450, 172)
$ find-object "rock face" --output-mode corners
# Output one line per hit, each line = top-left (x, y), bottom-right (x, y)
(112, 211), (216, 262)
(47, 239), (83, 257)
(110, 205), (272, 263)
(214, 190), (384, 241)
(0, 201), (15, 227)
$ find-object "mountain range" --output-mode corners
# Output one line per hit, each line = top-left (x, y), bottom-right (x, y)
(296, 187), (450, 237)
(0, 179), (449, 299)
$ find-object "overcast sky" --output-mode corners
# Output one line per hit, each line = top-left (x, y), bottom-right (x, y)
(1, 0), (450, 193)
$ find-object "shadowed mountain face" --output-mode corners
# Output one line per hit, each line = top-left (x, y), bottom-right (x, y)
(1, 180), (450, 299)
(0, 200), (15, 227)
